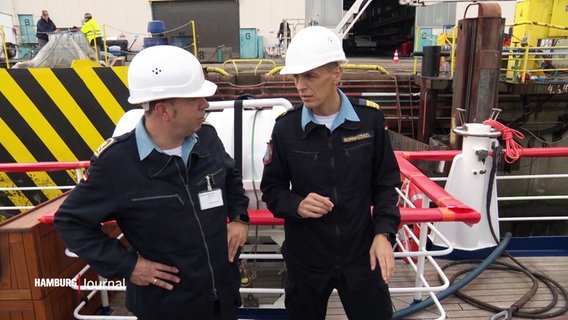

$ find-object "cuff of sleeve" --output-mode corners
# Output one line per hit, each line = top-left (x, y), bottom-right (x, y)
(378, 232), (396, 244)
(230, 213), (250, 224)
(119, 252), (139, 279)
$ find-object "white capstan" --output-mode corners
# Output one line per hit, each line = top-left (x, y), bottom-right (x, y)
(280, 26), (349, 75)
(127, 45), (217, 107)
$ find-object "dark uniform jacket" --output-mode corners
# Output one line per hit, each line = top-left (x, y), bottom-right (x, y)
(36, 18), (57, 41)
(54, 123), (249, 319)
(260, 96), (401, 291)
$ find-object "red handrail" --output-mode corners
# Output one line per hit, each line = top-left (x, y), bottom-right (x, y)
(398, 147), (568, 161)
(395, 153), (481, 225)
(8, 146), (568, 227)
(0, 161), (90, 172)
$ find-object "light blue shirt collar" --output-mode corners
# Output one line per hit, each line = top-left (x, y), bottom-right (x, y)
(135, 119), (198, 166)
(301, 89), (360, 131)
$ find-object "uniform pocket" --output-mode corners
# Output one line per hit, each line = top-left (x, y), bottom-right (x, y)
(341, 140), (374, 173)
(131, 194), (184, 205)
(287, 149), (324, 181)
(195, 168), (225, 192)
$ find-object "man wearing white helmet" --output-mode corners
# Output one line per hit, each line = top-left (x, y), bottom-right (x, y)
(261, 26), (401, 319)
(55, 45), (249, 319)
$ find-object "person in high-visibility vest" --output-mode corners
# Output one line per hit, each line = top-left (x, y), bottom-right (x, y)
(80, 12), (103, 52)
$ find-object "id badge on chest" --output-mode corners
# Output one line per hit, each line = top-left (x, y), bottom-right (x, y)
(199, 189), (224, 210)
(198, 175), (224, 210)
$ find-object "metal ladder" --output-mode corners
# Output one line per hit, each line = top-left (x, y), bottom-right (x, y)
(334, 0), (374, 39)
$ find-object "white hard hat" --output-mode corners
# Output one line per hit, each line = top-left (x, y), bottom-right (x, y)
(280, 26), (348, 75)
(127, 45), (217, 105)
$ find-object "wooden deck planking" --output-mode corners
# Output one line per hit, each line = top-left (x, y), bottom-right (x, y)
(389, 256), (568, 320)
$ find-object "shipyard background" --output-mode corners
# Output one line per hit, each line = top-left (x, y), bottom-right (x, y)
(1, 1), (568, 320)
(2, 0), (522, 61)
(2, 0), (567, 228)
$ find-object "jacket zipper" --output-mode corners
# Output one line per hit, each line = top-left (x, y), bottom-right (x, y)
(328, 136), (341, 270)
(176, 158), (219, 300)
(196, 168), (223, 187)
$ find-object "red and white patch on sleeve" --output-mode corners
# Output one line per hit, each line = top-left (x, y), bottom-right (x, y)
(263, 142), (273, 165)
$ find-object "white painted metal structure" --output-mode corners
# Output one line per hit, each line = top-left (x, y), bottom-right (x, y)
(431, 123), (503, 250)
(112, 98), (291, 210)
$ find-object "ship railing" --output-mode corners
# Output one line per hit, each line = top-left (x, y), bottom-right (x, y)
(502, 20), (568, 84)
(1, 155), (480, 320)
(433, 173), (568, 224)
(400, 147), (568, 226)
(5, 147), (568, 318)
(58, 201), (462, 320)
(57, 226), (454, 319)
(501, 44), (568, 84)
(414, 22), (568, 84)
(221, 59), (277, 76)
(0, 161), (89, 214)
(59, 215), (460, 320)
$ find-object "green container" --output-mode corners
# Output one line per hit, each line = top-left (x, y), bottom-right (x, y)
(217, 46), (223, 62)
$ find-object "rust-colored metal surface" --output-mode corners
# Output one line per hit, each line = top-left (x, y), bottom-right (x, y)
(450, 3), (505, 147)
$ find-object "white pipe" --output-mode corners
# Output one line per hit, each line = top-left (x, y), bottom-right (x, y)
(498, 195), (568, 201)
(497, 174), (568, 180)
(499, 216), (568, 222)
(208, 98), (293, 111)
(240, 253), (283, 260)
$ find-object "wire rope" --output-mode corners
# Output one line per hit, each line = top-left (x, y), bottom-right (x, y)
(439, 124), (568, 319)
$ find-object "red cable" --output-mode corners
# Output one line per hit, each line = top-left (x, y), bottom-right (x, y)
(483, 119), (524, 164)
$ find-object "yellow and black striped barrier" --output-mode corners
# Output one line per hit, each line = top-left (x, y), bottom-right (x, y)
(0, 66), (137, 214)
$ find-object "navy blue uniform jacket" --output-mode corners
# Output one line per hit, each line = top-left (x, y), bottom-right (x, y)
(260, 97), (401, 291)
(36, 18), (57, 41)
(54, 123), (249, 319)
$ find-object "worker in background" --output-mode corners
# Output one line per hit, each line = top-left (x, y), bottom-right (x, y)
(260, 26), (401, 320)
(277, 19), (291, 47)
(54, 45), (250, 320)
(36, 9), (58, 48)
(81, 12), (103, 52)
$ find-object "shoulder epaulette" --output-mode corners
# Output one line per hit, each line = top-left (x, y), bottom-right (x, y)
(364, 100), (380, 110)
(93, 137), (117, 158)
(275, 106), (301, 120)
(275, 110), (288, 120)
(349, 97), (380, 110)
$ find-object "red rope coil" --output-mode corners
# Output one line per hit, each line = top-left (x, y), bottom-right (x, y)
(483, 119), (524, 164)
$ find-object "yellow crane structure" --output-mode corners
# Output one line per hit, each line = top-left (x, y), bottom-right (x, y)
(507, 0), (568, 81)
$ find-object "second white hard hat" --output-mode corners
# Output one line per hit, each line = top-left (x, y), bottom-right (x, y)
(280, 26), (348, 75)
(127, 45), (217, 105)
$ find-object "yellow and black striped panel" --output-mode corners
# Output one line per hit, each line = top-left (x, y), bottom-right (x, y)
(0, 66), (137, 216)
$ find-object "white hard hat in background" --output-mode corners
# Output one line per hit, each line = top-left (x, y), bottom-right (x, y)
(127, 45), (217, 106)
(280, 26), (348, 75)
